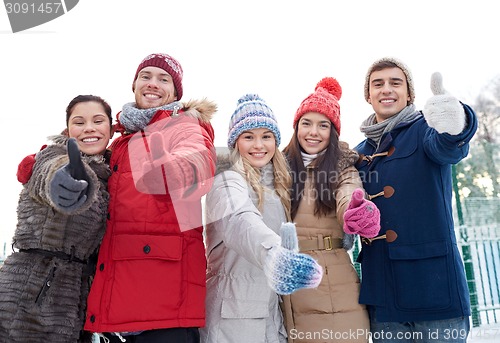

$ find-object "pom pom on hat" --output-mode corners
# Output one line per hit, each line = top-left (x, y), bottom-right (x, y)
(132, 53), (184, 100)
(316, 77), (342, 99)
(293, 77), (342, 135)
(227, 94), (281, 149)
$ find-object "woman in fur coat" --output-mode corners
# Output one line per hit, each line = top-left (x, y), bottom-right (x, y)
(0, 95), (113, 343)
(281, 78), (380, 343)
(200, 94), (323, 343)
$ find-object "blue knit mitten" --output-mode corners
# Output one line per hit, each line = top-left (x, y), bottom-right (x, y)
(264, 223), (323, 295)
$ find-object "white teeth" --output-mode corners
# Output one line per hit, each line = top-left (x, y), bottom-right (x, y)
(381, 99), (394, 103)
(145, 94), (159, 99)
(251, 153), (265, 157)
(83, 138), (98, 143)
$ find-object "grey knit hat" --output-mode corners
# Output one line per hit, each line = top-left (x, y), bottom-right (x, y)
(364, 57), (415, 104)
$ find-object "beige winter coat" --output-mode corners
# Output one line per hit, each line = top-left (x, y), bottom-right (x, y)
(281, 143), (369, 343)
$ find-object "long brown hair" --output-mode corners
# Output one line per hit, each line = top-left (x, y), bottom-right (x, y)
(283, 123), (341, 219)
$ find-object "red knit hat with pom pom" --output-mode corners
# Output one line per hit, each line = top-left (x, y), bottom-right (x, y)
(293, 77), (342, 135)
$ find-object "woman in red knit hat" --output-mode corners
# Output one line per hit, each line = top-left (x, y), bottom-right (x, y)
(281, 77), (380, 343)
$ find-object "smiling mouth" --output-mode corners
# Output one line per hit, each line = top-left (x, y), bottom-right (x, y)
(82, 137), (99, 143)
(144, 93), (160, 99)
(250, 152), (267, 157)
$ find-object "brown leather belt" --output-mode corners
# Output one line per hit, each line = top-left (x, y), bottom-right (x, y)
(19, 248), (87, 264)
(299, 234), (342, 252)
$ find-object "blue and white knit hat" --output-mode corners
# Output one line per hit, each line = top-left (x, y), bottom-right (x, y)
(227, 94), (281, 149)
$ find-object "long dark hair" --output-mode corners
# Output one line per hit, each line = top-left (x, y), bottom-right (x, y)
(283, 123), (341, 219)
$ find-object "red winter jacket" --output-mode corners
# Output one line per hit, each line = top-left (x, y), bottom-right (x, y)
(84, 99), (216, 333)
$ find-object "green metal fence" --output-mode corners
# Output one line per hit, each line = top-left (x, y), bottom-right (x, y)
(461, 225), (500, 326)
(459, 197), (500, 327)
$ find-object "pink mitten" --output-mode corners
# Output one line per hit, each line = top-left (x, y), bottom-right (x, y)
(343, 188), (381, 238)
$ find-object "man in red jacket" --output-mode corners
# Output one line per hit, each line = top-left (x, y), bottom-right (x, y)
(83, 53), (217, 343)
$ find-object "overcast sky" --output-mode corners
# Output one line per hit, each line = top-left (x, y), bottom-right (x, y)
(1, 0), (498, 253)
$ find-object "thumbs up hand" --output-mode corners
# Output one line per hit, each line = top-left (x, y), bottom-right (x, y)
(49, 138), (89, 212)
(149, 131), (167, 161)
(422, 72), (466, 135)
(263, 223), (323, 295)
(66, 137), (89, 181)
(279, 221), (299, 253)
(136, 131), (173, 194)
(343, 188), (381, 238)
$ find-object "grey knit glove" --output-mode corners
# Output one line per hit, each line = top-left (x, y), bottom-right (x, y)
(49, 138), (89, 211)
(422, 72), (466, 135)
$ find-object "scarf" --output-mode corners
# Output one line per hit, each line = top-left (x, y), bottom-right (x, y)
(359, 104), (421, 146)
(119, 101), (182, 133)
(260, 163), (274, 189)
(300, 151), (317, 167)
(300, 150), (327, 167)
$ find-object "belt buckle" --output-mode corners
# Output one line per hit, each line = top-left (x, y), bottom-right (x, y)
(324, 236), (333, 251)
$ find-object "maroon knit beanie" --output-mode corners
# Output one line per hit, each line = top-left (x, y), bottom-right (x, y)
(132, 53), (184, 100)
(293, 77), (342, 135)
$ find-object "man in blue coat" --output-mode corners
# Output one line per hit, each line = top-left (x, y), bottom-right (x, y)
(355, 57), (477, 342)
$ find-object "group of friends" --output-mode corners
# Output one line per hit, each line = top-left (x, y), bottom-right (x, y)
(0, 52), (477, 343)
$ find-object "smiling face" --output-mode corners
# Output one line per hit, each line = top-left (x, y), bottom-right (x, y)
(367, 67), (411, 123)
(67, 101), (112, 155)
(297, 112), (331, 155)
(133, 66), (177, 109)
(235, 128), (276, 168)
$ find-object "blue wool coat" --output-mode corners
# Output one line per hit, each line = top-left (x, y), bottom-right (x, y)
(354, 104), (477, 322)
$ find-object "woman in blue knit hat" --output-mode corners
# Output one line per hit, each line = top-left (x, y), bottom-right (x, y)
(200, 94), (323, 343)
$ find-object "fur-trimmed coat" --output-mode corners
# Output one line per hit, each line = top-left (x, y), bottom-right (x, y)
(281, 141), (369, 343)
(0, 135), (110, 343)
(84, 99), (216, 334)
